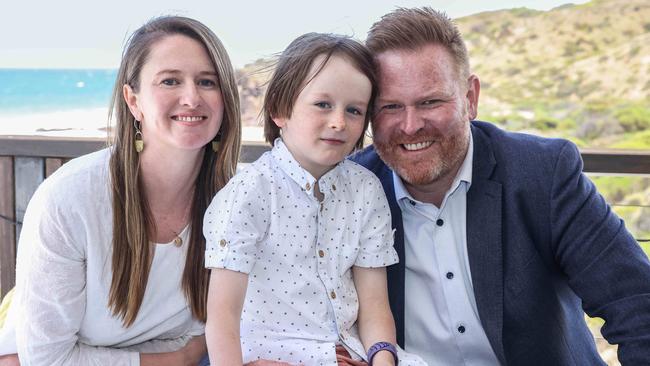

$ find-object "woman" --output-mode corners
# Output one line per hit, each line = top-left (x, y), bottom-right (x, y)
(0, 16), (240, 365)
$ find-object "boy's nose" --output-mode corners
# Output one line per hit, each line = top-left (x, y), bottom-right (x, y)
(329, 111), (346, 130)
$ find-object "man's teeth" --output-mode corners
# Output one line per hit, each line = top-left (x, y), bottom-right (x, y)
(403, 141), (433, 151)
(175, 116), (204, 122)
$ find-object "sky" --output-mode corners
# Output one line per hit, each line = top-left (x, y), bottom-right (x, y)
(1, 0), (589, 69)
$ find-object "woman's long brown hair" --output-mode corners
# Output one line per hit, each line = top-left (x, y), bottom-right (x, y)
(107, 16), (241, 326)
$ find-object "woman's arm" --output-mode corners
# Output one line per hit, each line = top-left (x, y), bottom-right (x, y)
(206, 269), (249, 366)
(140, 336), (206, 366)
(353, 266), (396, 366)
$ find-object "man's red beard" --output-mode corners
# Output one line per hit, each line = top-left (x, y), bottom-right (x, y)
(373, 124), (469, 187)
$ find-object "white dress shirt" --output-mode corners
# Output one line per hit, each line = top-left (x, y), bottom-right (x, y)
(205, 139), (425, 365)
(396, 134), (501, 365)
(0, 149), (204, 366)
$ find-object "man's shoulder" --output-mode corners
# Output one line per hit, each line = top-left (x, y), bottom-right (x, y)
(473, 121), (569, 150)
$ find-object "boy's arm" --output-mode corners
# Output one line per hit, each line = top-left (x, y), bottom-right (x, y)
(206, 269), (249, 366)
(353, 266), (396, 366)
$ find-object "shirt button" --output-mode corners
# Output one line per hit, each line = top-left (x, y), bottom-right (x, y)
(330, 291), (336, 299)
(332, 184), (336, 191)
(436, 218), (444, 226)
(219, 239), (227, 247)
(446, 272), (454, 279)
(305, 182), (311, 191)
(318, 250), (325, 258)
(409, 200), (416, 206)
(457, 325), (466, 333)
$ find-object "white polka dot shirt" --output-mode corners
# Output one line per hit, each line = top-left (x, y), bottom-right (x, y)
(204, 139), (398, 365)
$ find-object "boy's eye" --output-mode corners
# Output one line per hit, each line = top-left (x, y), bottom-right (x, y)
(421, 99), (440, 106)
(161, 78), (180, 86)
(346, 107), (364, 116)
(315, 102), (332, 109)
(198, 79), (217, 88)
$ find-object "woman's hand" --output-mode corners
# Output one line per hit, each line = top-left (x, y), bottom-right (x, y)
(0, 354), (19, 366)
(179, 335), (208, 366)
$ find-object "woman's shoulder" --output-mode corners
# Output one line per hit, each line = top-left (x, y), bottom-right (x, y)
(33, 148), (112, 210)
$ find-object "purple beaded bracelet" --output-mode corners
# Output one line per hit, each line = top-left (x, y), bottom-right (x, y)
(367, 341), (398, 366)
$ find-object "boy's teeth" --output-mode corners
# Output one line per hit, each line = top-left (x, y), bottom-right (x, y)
(403, 141), (433, 151)
(176, 116), (203, 122)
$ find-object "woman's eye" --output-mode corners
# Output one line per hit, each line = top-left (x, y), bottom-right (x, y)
(315, 102), (332, 109)
(198, 79), (217, 87)
(161, 79), (179, 86)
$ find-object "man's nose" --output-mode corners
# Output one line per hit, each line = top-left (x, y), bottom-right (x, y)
(401, 106), (424, 135)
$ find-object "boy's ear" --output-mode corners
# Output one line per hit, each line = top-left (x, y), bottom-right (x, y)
(272, 116), (287, 128)
(123, 84), (144, 121)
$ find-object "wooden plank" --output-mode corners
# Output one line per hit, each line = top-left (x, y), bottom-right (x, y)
(45, 158), (65, 177)
(14, 157), (45, 243)
(0, 157), (16, 299)
(581, 149), (650, 175)
(0, 136), (106, 159)
(239, 141), (270, 163)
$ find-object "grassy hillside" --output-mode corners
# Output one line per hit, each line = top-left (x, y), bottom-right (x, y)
(455, 0), (650, 148)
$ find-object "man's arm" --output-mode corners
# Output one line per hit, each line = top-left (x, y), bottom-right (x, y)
(550, 141), (650, 364)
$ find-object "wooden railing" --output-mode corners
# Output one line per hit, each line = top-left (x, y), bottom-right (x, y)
(1, 135), (649, 298)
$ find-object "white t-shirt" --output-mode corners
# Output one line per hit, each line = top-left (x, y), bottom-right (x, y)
(205, 139), (413, 365)
(0, 149), (204, 366)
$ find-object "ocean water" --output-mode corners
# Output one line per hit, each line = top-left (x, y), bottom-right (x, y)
(0, 69), (117, 115)
(0, 68), (264, 140)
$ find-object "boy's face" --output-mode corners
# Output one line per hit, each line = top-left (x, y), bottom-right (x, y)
(273, 54), (372, 179)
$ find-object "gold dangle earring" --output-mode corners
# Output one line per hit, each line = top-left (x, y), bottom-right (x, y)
(134, 119), (144, 153)
(211, 131), (222, 152)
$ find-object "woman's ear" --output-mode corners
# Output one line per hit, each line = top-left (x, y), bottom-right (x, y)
(123, 84), (143, 121)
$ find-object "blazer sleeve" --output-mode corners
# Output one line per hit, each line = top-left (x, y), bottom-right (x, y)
(549, 141), (650, 364)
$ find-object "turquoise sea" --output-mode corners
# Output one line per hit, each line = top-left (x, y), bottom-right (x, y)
(0, 69), (117, 114)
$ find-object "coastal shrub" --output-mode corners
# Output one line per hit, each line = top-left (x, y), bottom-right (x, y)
(615, 104), (650, 133)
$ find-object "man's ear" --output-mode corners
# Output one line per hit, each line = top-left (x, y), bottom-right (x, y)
(123, 84), (143, 121)
(465, 74), (480, 120)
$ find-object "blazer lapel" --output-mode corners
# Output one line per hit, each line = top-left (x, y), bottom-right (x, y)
(467, 124), (506, 364)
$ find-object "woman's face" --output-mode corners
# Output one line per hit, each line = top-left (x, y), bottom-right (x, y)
(124, 34), (224, 154)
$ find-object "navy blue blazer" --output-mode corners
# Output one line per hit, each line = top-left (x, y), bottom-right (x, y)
(352, 121), (650, 365)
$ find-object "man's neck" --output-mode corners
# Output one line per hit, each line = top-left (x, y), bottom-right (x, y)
(403, 168), (458, 208)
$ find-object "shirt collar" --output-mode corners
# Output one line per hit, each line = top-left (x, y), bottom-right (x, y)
(270, 138), (342, 197)
(393, 130), (474, 205)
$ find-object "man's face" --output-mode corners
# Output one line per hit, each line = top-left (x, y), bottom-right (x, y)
(372, 44), (479, 189)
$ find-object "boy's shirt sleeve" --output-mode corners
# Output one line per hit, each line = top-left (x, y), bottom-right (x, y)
(204, 172), (270, 273)
(354, 174), (399, 268)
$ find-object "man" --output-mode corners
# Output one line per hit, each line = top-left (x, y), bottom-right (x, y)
(352, 7), (650, 365)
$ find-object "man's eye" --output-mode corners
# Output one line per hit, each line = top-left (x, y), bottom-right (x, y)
(161, 79), (179, 86)
(315, 102), (332, 109)
(381, 104), (401, 110)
